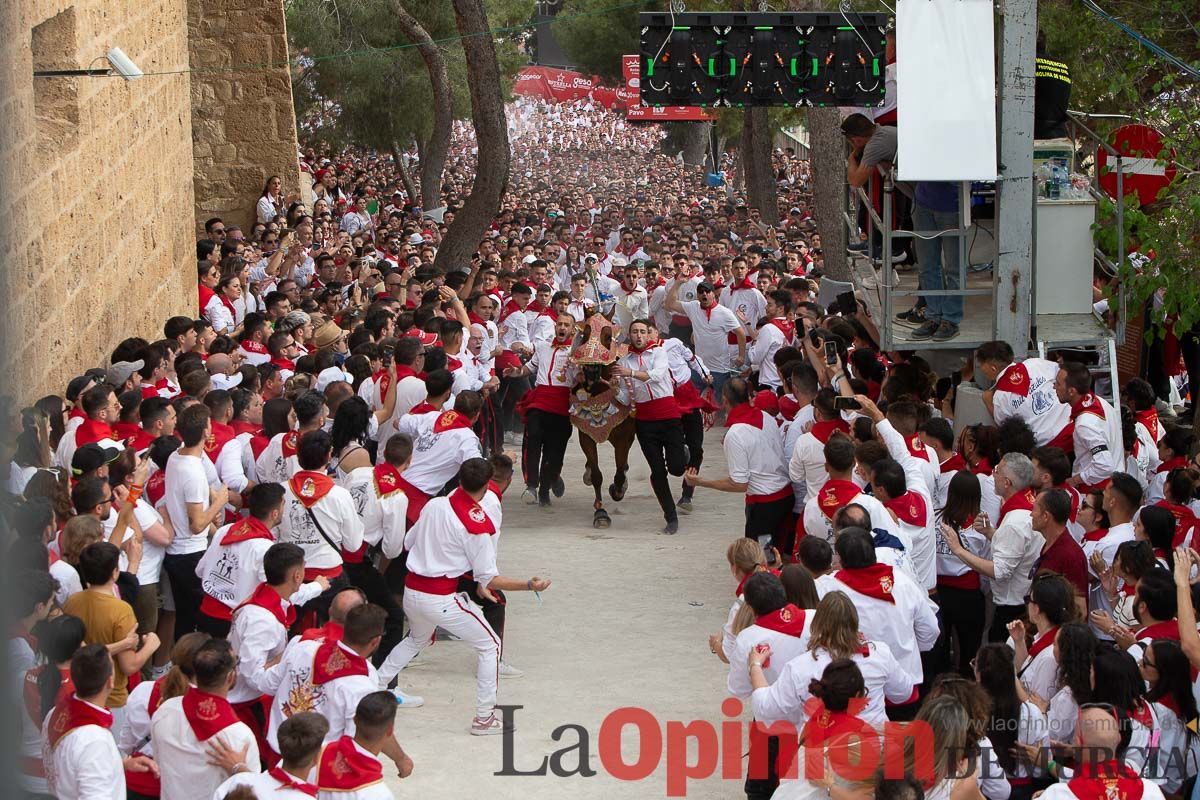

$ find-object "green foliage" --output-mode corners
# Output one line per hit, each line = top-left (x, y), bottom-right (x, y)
(552, 0), (657, 83)
(287, 0), (532, 151)
(1039, 0), (1200, 335)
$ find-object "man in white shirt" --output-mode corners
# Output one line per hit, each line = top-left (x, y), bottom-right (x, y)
(203, 389), (254, 501)
(976, 340), (1073, 450)
(788, 389), (850, 507)
(938, 452), (1045, 642)
(746, 290), (795, 391)
(1055, 361), (1122, 491)
(214, 712), (327, 800)
(1084, 472), (1140, 640)
(497, 282), (534, 357)
(56, 383), (127, 470)
(257, 390), (327, 484)
(162, 404), (229, 640)
(816, 528), (939, 720)
(401, 391), (485, 498)
(796, 435), (898, 553)
(316, 692), (413, 799)
(614, 262), (649, 319)
(278, 430), (364, 619)
(719, 256), (767, 344)
(685, 378), (794, 554)
(376, 459), (550, 735)
(151, 638), (260, 800)
(43, 645), (152, 800)
(666, 278), (746, 401)
(727, 572), (812, 700)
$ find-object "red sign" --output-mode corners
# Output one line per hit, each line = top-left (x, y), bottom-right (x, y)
(1097, 124), (1177, 207)
(622, 54), (715, 122)
(514, 65), (622, 108)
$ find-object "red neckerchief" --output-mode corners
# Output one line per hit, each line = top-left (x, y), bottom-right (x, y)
(885, 491), (928, 527)
(1027, 626), (1058, 660)
(800, 705), (870, 751)
(312, 640), (369, 685)
(199, 284), (216, 313)
(240, 339), (268, 355)
(114, 421), (140, 440)
(778, 395), (801, 421)
(373, 463), (406, 498)
(1083, 526), (1109, 543)
(448, 487), (496, 535)
(281, 430), (300, 458)
(768, 318), (795, 341)
(500, 298), (526, 322)
(1136, 619), (1180, 642)
(75, 418), (116, 446)
(972, 457), (993, 476)
(433, 410), (473, 434)
(726, 403), (763, 430)
(998, 488), (1037, 526)
(373, 369), (392, 401)
(1136, 408), (1160, 442)
(446, 354), (463, 371)
(69, 407), (86, 421)
(817, 480), (862, 520)
(755, 604), (807, 638)
(288, 470), (335, 509)
(810, 419), (850, 444)
(1067, 760), (1144, 800)
(221, 516), (274, 545)
(204, 419), (235, 460)
(409, 401), (438, 415)
(835, 563), (897, 604)
(23, 665), (72, 723)
(1070, 392), (1106, 421)
(218, 292), (238, 319)
(317, 736), (383, 791)
(940, 453), (967, 473)
(906, 435), (930, 462)
(230, 420), (261, 438)
(1156, 456), (1187, 474)
(128, 428), (156, 452)
(1130, 699), (1154, 729)
(995, 362), (1030, 397)
(270, 356), (296, 372)
(181, 687), (240, 741)
(46, 695), (112, 749)
(627, 340), (662, 355)
(146, 470), (166, 507)
(301, 621), (343, 643)
(730, 276), (754, 290)
(467, 312), (488, 326)
(233, 582), (295, 628)
(269, 767), (318, 797)
(147, 676), (167, 717)
(526, 299), (546, 315)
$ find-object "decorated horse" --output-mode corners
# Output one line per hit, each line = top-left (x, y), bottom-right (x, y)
(569, 310), (637, 528)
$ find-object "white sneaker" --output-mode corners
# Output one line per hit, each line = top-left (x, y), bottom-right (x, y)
(471, 712), (507, 735)
(521, 487), (537, 505)
(149, 662), (171, 680)
(391, 688), (425, 708)
(499, 661), (524, 678)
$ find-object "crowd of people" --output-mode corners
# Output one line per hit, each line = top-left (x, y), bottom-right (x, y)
(5, 92), (1199, 800)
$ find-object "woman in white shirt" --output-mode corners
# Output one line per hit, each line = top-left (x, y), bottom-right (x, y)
(977, 643), (1049, 798)
(927, 673), (1012, 800)
(257, 175), (285, 225)
(936, 470), (991, 677)
(1033, 622), (1097, 754)
(204, 274), (244, 336)
(1095, 540), (1158, 630)
(1139, 639), (1199, 793)
(711, 538), (769, 664)
(1009, 573), (1076, 703)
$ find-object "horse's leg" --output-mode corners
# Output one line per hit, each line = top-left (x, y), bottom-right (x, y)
(609, 419), (634, 502)
(578, 431), (609, 527)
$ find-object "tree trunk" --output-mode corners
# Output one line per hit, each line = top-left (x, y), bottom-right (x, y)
(434, 0), (510, 275)
(392, 142), (420, 207)
(391, 1), (452, 211)
(742, 107), (780, 226)
(680, 121), (711, 167)
(809, 107), (851, 280)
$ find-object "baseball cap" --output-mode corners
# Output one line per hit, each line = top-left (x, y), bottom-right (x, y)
(210, 373), (244, 391)
(408, 233), (424, 245)
(404, 329), (440, 347)
(72, 443), (120, 477)
(66, 375), (95, 402)
(315, 366), (351, 392)
(697, 281), (715, 293)
(521, 254), (538, 265)
(610, 256), (628, 268)
(106, 360), (145, 387)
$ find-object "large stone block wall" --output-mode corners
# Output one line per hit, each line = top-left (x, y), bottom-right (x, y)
(188, 0), (302, 234)
(0, 0), (196, 399)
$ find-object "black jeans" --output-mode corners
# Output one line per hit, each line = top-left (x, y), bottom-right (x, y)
(745, 494), (796, 558)
(345, 560), (405, 667)
(679, 410), (705, 501)
(990, 603), (1025, 643)
(458, 576), (506, 642)
(745, 729), (782, 800)
(936, 583), (986, 677)
(162, 551), (205, 640)
(635, 417), (687, 521)
(196, 610), (232, 639)
(497, 375), (529, 434)
(522, 408), (571, 498)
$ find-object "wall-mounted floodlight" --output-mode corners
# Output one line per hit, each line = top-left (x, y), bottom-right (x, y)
(32, 46), (143, 80)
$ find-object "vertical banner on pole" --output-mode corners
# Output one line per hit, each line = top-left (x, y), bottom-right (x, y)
(896, 0), (998, 180)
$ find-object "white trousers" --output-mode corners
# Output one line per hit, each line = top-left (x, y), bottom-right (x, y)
(378, 589), (501, 717)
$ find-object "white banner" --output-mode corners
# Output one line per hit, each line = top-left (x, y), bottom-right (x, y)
(896, 0), (998, 180)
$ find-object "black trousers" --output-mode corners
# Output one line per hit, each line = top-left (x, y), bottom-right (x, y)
(344, 560), (405, 667)
(679, 410), (705, 501)
(497, 375), (529, 433)
(744, 494), (796, 558)
(458, 575), (506, 641)
(990, 603), (1025, 643)
(668, 320), (694, 345)
(635, 417), (687, 522)
(936, 584), (986, 677)
(162, 551), (205, 640)
(522, 408), (571, 498)
(295, 571), (352, 633)
(745, 729), (781, 800)
(196, 610), (232, 639)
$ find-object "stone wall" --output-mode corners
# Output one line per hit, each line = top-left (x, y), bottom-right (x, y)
(0, 0), (196, 399)
(188, 0), (302, 234)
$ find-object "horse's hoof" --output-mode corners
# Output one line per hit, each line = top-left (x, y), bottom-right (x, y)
(593, 510), (611, 529)
(609, 480), (628, 502)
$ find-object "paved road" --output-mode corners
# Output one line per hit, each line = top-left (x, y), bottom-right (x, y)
(382, 424), (747, 799)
